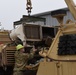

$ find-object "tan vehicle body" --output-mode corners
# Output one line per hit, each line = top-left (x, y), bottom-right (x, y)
(0, 0), (76, 75)
(37, 0), (76, 75)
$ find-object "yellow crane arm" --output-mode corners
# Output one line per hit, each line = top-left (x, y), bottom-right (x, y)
(65, 0), (76, 20)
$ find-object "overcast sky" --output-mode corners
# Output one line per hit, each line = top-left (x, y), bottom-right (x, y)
(0, 0), (76, 30)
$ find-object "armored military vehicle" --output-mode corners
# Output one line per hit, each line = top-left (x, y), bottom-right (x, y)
(0, 15), (57, 75)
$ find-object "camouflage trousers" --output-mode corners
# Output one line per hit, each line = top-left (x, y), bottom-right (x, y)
(13, 71), (23, 75)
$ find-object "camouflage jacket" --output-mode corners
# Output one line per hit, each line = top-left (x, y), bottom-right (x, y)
(13, 50), (34, 71)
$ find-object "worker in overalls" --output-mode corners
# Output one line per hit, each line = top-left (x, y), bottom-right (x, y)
(13, 44), (36, 75)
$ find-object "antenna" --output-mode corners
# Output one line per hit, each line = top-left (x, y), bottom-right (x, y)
(0, 22), (1, 29)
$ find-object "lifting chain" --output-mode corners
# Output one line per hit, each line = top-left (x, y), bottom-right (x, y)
(26, 0), (32, 16)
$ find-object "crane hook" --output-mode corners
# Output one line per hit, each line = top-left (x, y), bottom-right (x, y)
(26, 0), (32, 16)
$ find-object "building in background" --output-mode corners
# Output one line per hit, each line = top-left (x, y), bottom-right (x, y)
(33, 8), (75, 26)
(14, 7), (75, 27)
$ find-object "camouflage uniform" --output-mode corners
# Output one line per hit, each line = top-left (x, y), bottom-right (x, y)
(13, 50), (34, 75)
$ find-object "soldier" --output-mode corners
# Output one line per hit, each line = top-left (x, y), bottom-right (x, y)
(13, 44), (36, 75)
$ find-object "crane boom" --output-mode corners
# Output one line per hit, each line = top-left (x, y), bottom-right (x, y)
(65, 0), (76, 20)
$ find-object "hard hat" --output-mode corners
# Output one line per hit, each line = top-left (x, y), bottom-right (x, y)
(16, 44), (24, 50)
